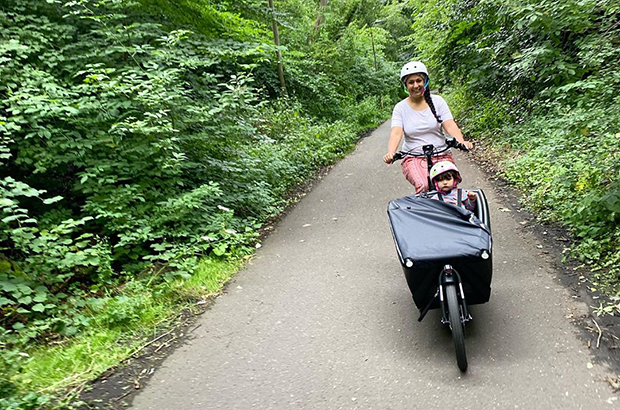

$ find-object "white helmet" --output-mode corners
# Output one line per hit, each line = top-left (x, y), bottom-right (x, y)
(400, 61), (429, 82)
(430, 161), (462, 191)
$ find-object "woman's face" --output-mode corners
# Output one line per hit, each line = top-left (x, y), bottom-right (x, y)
(404, 74), (426, 97)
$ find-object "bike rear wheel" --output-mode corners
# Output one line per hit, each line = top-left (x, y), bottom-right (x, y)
(445, 283), (468, 372)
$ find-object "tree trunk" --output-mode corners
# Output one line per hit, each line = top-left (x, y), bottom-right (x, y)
(268, 0), (288, 96)
(309, 0), (328, 45)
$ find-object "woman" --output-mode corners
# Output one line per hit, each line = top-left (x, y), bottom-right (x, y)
(383, 61), (473, 193)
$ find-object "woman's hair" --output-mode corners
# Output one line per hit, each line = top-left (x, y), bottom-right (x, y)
(423, 79), (442, 124)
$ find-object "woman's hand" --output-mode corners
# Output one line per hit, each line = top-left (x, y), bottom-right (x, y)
(383, 152), (395, 164)
(463, 141), (474, 150)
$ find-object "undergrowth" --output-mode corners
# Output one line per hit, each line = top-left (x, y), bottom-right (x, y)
(2, 257), (243, 409)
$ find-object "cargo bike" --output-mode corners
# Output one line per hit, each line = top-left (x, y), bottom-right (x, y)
(387, 137), (493, 372)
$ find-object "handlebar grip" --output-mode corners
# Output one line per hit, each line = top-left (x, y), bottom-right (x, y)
(392, 152), (404, 161)
(445, 136), (470, 152)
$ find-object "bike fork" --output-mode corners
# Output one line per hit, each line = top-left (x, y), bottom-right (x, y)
(439, 265), (472, 326)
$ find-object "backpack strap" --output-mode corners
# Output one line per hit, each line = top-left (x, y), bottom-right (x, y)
(457, 188), (462, 208)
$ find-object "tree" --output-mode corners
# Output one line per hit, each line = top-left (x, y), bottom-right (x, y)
(268, 0), (288, 95)
(310, 0), (329, 44)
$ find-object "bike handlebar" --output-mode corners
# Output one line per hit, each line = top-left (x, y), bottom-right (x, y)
(446, 136), (470, 152)
(392, 136), (469, 162)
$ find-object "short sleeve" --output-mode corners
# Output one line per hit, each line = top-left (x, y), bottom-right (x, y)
(433, 95), (453, 122)
(391, 102), (403, 128)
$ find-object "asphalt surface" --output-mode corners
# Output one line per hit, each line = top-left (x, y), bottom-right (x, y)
(130, 122), (618, 410)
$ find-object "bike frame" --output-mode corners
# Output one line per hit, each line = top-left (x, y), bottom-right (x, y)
(422, 144), (436, 189)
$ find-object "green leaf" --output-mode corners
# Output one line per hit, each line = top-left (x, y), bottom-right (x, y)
(1, 281), (17, 292)
(31, 303), (46, 312)
(2, 214), (22, 223)
(43, 196), (63, 205)
(212, 244), (228, 256)
(18, 295), (32, 305)
(0, 198), (15, 207)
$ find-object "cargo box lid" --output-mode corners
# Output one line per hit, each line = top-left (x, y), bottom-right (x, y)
(387, 195), (492, 265)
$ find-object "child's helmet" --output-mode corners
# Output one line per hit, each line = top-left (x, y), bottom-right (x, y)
(400, 61), (429, 82)
(430, 161), (462, 191)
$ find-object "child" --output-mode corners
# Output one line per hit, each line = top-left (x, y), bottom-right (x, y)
(429, 161), (477, 211)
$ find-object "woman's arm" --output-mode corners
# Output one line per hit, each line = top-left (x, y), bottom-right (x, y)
(442, 119), (473, 150)
(383, 126), (403, 164)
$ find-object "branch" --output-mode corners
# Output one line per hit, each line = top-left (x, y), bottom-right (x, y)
(592, 318), (602, 349)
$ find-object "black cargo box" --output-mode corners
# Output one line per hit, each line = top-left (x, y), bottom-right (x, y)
(387, 192), (493, 310)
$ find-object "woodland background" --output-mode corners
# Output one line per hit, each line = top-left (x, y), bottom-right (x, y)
(1, 0), (618, 408)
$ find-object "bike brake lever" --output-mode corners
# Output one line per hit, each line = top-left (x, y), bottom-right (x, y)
(446, 136), (469, 152)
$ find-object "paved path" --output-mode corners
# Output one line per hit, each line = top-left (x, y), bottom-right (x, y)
(131, 122), (617, 409)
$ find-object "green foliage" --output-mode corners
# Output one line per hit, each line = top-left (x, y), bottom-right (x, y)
(137, 0), (269, 41)
(1, 0), (396, 406)
(405, 0), (619, 294)
(1, 0), (262, 349)
(499, 106), (620, 291)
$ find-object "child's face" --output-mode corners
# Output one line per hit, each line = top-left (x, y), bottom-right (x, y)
(436, 172), (455, 193)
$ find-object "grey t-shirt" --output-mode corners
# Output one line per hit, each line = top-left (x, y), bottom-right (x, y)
(390, 95), (454, 154)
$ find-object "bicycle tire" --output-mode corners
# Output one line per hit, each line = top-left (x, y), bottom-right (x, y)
(445, 283), (468, 372)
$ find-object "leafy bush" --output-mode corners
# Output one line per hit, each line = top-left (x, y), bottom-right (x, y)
(1, 0), (261, 343)
(1, 1), (396, 406)
(405, 0), (620, 293)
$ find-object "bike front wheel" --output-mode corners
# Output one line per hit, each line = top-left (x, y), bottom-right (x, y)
(445, 283), (468, 372)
